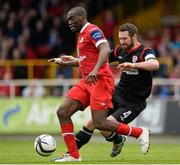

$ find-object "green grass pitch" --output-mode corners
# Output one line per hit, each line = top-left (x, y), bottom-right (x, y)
(0, 136), (180, 164)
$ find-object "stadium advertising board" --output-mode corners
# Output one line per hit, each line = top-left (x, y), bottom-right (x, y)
(0, 98), (91, 134)
(0, 98), (179, 134)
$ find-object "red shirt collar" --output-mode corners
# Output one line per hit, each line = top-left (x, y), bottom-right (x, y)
(128, 43), (142, 54)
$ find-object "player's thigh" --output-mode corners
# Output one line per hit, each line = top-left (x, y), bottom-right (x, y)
(112, 88), (123, 111)
(57, 81), (90, 118)
(66, 80), (90, 110)
(111, 102), (146, 124)
(90, 77), (114, 110)
(91, 110), (109, 129)
(57, 97), (82, 117)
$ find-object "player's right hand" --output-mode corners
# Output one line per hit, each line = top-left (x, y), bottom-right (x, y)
(48, 55), (78, 66)
(48, 58), (63, 64)
(61, 55), (77, 62)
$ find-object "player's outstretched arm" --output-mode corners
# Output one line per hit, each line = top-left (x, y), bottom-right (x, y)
(117, 59), (159, 71)
(48, 55), (79, 67)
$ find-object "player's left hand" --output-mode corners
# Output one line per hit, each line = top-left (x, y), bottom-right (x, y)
(86, 70), (98, 85)
(117, 62), (136, 71)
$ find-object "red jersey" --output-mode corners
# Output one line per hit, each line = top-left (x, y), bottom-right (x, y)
(77, 23), (113, 79)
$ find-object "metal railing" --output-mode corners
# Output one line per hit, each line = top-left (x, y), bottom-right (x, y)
(0, 78), (179, 99)
(0, 59), (58, 79)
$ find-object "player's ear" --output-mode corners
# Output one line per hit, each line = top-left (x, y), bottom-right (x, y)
(134, 34), (138, 38)
(132, 34), (137, 41)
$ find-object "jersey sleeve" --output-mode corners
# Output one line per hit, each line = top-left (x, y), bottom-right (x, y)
(142, 48), (157, 61)
(109, 45), (121, 63)
(90, 28), (107, 47)
(109, 49), (117, 63)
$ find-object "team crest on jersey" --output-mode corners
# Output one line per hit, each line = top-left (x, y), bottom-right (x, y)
(132, 56), (138, 63)
(118, 56), (123, 60)
(80, 37), (84, 43)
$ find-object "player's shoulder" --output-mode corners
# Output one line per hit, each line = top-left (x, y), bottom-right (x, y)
(110, 44), (122, 57)
(142, 46), (155, 54)
(140, 44), (152, 50)
(114, 44), (121, 50)
(141, 45), (156, 60)
(139, 44), (154, 55)
(87, 23), (101, 33)
(114, 44), (122, 53)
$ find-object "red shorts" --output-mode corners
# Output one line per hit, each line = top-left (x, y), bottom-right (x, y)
(66, 76), (114, 111)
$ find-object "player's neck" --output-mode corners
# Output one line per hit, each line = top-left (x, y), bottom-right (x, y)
(128, 41), (141, 54)
(80, 22), (90, 33)
(133, 41), (141, 49)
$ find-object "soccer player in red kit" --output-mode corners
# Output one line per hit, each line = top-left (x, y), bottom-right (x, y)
(49, 7), (150, 162)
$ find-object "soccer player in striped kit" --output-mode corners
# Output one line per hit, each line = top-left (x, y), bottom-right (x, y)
(49, 7), (156, 162)
(71, 22), (160, 158)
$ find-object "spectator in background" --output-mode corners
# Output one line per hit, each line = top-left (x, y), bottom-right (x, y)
(157, 27), (172, 55)
(170, 32), (180, 50)
(0, 69), (20, 97)
(12, 48), (27, 79)
(22, 79), (46, 98)
(156, 46), (174, 78)
(102, 9), (116, 47)
(156, 65), (180, 98)
(170, 64), (180, 79)
(154, 46), (174, 97)
(4, 12), (21, 39)
(32, 19), (50, 58)
(48, 16), (62, 58)
(51, 58), (73, 96)
(46, 0), (65, 17)
(145, 29), (160, 54)
(0, 0), (178, 83)
(170, 64), (180, 102)
(0, 38), (15, 59)
(172, 48), (180, 66)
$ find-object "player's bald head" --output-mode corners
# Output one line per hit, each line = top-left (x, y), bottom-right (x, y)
(67, 6), (88, 33)
(68, 6), (87, 19)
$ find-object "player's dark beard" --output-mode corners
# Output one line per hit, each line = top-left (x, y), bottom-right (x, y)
(122, 37), (134, 52)
(122, 37), (134, 51)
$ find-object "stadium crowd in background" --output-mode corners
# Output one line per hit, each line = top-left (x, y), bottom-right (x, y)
(0, 0), (179, 97)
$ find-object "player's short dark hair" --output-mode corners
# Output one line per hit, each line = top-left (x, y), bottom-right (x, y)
(119, 23), (138, 37)
(69, 6), (87, 18)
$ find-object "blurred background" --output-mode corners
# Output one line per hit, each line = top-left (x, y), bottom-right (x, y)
(0, 0), (179, 136)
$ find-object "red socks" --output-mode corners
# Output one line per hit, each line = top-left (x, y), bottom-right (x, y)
(60, 123), (79, 158)
(116, 123), (143, 139)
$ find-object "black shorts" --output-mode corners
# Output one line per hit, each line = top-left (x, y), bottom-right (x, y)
(110, 89), (147, 124)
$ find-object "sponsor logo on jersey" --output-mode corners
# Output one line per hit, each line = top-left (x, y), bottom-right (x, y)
(118, 56), (123, 60)
(78, 55), (86, 62)
(123, 69), (139, 75)
(132, 56), (138, 63)
(90, 30), (104, 42)
(99, 102), (107, 106)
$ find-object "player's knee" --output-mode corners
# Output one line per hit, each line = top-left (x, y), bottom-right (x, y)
(93, 120), (105, 130)
(56, 106), (69, 119)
